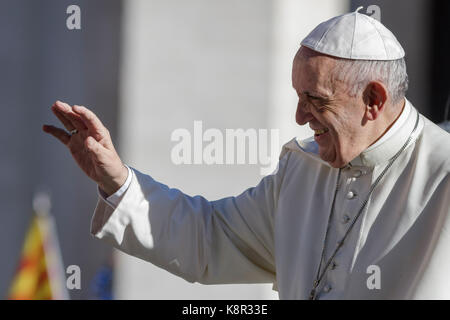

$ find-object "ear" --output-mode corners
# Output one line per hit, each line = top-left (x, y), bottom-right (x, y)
(363, 82), (387, 121)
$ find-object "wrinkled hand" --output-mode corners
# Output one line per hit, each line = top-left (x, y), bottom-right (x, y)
(43, 101), (128, 196)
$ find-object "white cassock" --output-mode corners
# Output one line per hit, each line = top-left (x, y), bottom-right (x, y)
(91, 98), (450, 299)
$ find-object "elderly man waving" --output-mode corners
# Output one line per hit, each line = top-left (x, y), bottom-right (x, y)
(44, 11), (450, 299)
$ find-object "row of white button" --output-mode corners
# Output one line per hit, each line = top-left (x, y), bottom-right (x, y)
(321, 168), (366, 297)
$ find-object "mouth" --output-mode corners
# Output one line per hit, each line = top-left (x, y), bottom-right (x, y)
(314, 128), (329, 137)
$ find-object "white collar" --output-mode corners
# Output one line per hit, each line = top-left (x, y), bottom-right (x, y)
(365, 98), (411, 152)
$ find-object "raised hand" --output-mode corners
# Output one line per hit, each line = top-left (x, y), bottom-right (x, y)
(43, 101), (128, 196)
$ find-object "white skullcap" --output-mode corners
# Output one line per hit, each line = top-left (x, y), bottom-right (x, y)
(300, 9), (405, 60)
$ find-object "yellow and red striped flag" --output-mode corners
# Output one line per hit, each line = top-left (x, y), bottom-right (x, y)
(8, 192), (69, 300)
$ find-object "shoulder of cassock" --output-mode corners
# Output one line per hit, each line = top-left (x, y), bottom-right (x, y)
(416, 116), (450, 173)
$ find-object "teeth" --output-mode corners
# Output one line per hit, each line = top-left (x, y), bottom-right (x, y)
(314, 128), (329, 135)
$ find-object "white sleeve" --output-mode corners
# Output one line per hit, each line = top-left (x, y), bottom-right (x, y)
(97, 165), (133, 208)
(90, 152), (291, 285)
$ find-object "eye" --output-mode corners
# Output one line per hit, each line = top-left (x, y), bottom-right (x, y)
(297, 99), (309, 110)
(306, 99), (322, 111)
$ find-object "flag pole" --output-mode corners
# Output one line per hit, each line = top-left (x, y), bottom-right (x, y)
(33, 191), (70, 300)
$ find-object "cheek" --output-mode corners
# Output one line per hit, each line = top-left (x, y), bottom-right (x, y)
(326, 119), (349, 154)
(330, 119), (359, 159)
(331, 125), (349, 148)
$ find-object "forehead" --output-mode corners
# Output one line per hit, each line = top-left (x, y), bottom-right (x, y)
(292, 47), (336, 95)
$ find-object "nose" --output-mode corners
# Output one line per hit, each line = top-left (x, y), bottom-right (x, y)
(295, 100), (314, 125)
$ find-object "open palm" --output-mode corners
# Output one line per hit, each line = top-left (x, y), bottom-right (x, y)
(43, 101), (128, 196)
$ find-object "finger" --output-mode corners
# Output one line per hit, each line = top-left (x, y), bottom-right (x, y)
(53, 100), (73, 114)
(51, 106), (75, 131)
(42, 125), (70, 145)
(85, 136), (109, 163)
(72, 105), (107, 139)
(53, 101), (87, 131)
(61, 109), (88, 131)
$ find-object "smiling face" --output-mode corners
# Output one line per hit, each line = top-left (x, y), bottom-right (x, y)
(292, 47), (371, 168)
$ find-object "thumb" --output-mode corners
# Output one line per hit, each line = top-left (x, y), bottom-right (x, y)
(85, 136), (108, 163)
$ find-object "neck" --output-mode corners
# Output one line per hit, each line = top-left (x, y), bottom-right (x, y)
(367, 99), (405, 148)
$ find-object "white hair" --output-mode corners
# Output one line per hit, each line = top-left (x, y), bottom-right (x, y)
(331, 58), (409, 104)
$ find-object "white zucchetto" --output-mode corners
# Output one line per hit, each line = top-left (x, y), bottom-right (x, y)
(301, 9), (405, 60)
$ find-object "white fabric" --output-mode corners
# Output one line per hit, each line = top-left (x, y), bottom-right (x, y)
(366, 99), (411, 152)
(90, 99), (450, 299)
(300, 11), (405, 60)
(98, 165), (133, 207)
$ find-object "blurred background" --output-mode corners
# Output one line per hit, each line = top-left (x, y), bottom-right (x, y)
(0, 0), (449, 299)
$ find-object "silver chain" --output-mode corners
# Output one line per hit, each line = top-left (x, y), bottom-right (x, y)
(309, 111), (420, 300)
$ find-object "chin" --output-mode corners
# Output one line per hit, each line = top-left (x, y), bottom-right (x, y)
(319, 149), (346, 168)
(319, 148), (334, 163)
(329, 160), (347, 168)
